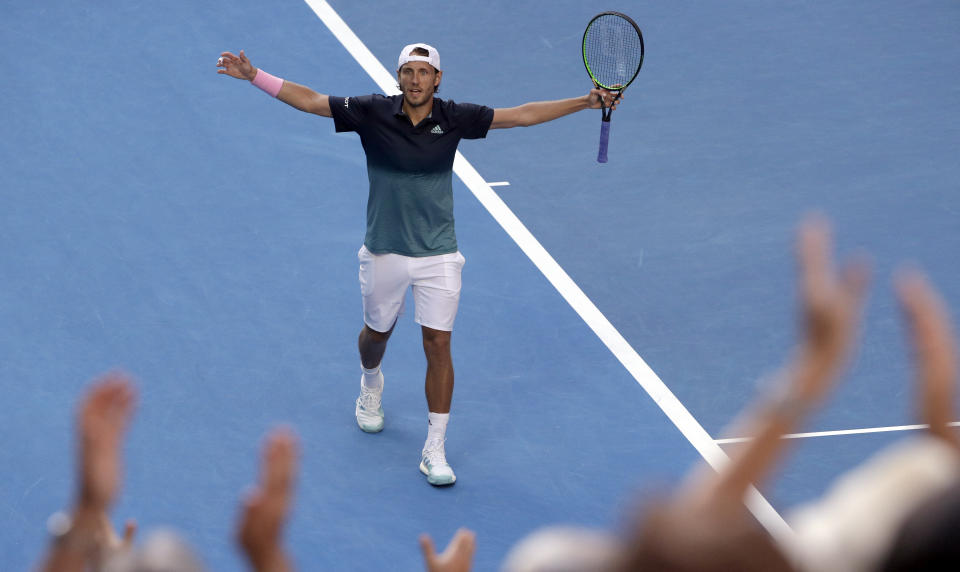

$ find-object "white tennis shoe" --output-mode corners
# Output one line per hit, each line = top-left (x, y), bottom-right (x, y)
(420, 439), (456, 486)
(355, 374), (384, 433)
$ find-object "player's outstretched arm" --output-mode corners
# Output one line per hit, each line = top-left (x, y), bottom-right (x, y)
(217, 50), (332, 117)
(490, 88), (620, 129)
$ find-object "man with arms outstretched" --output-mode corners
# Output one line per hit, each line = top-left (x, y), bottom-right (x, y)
(217, 43), (620, 486)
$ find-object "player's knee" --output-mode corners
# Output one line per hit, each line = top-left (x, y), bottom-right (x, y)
(360, 325), (391, 345)
(421, 329), (451, 355)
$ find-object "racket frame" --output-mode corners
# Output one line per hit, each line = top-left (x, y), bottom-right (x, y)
(582, 11), (644, 163)
(581, 11), (645, 93)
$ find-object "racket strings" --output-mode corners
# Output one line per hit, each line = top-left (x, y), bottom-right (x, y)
(583, 15), (643, 90)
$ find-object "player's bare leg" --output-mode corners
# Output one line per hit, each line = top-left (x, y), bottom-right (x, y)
(420, 325), (457, 485)
(359, 322), (394, 369)
(355, 322), (394, 433)
(422, 326), (453, 413)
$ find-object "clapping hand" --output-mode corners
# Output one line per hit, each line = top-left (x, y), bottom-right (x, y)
(420, 528), (476, 572)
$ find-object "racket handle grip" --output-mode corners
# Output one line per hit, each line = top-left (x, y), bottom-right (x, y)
(597, 120), (611, 163)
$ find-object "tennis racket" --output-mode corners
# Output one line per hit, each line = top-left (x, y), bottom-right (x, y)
(582, 12), (644, 163)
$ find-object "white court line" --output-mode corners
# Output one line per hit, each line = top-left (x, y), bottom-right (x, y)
(716, 421), (960, 445)
(302, 0), (795, 550)
(487, 181), (511, 187)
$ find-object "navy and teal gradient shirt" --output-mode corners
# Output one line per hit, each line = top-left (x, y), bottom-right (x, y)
(328, 94), (494, 257)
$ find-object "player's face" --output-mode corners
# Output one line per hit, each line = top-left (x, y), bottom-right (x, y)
(398, 62), (441, 108)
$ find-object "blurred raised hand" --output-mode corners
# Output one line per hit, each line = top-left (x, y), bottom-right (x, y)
(420, 528), (476, 572)
(237, 426), (299, 572)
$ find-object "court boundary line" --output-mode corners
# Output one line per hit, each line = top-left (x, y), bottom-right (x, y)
(302, 0), (795, 548)
(716, 421), (960, 445)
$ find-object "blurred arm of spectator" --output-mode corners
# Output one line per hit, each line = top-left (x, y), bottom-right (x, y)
(692, 216), (869, 508)
(40, 373), (138, 572)
(619, 217), (869, 572)
(788, 270), (960, 572)
(419, 528), (476, 572)
(898, 270), (960, 450)
(236, 427), (299, 572)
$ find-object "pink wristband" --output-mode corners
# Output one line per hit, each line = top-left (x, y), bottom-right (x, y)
(252, 68), (284, 98)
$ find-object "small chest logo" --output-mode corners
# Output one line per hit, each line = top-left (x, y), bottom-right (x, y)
(430, 125), (444, 135)
(344, 97), (350, 109)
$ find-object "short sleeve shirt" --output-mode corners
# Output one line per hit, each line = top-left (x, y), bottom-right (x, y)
(328, 94), (494, 257)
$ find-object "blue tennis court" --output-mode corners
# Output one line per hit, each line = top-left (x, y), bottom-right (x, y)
(2, 0), (959, 569)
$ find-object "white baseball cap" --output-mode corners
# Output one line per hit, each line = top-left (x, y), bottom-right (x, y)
(397, 43), (441, 71)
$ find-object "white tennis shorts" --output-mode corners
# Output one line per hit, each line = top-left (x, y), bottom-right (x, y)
(358, 245), (466, 333)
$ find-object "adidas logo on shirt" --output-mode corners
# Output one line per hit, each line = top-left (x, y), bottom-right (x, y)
(430, 125), (444, 135)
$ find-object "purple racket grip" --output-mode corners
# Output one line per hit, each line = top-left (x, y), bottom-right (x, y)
(597, 120), (611, 163)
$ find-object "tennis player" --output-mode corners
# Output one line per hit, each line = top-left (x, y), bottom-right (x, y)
(217, 43), (620, 486)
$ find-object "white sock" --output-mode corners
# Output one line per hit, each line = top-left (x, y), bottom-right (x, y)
(426, 412), (449, 444)
(361, 364), (382, 390)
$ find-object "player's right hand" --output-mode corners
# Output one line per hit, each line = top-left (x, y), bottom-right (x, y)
(217, 50), (257, 81)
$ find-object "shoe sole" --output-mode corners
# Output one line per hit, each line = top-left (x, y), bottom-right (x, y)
(356, 414), (384, 433)
(420, 460), (456, 486)
(358, 422), (383, 433)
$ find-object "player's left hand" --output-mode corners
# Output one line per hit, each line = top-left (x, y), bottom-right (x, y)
(587, 88), (622, 110)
